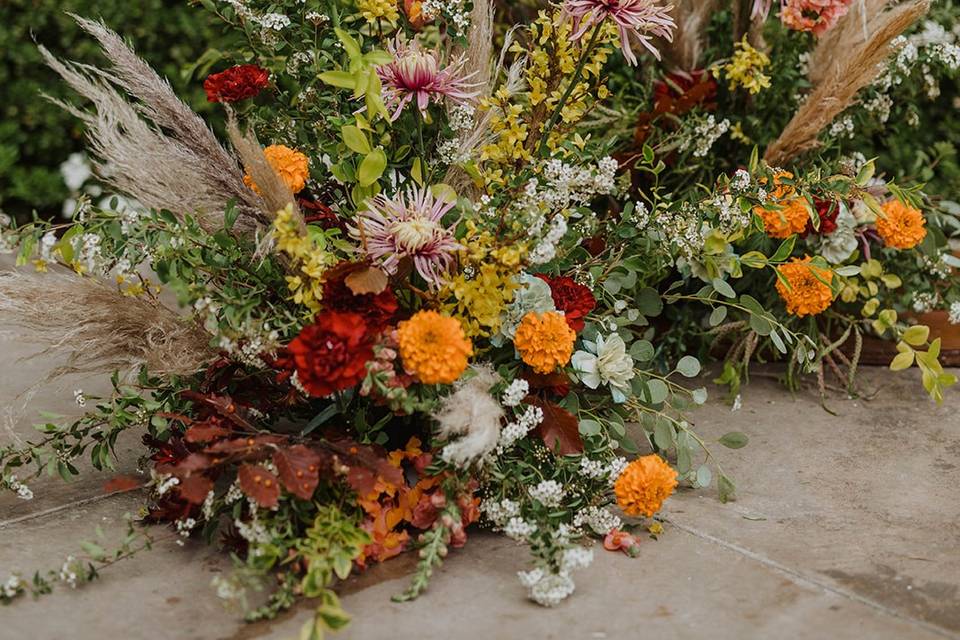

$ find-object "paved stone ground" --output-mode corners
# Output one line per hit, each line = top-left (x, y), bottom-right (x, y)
(1, 327), (958, 639)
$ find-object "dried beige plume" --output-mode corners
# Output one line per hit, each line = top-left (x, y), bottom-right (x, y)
(658, 0), (719, 70)
(0, 270), (214, 380)
(764, 0), (929, 166)
(432, 365), (504, 467)
(808, 0), (889, 86)
(225, 113), (306, 234)
(39, 16), (268, 232)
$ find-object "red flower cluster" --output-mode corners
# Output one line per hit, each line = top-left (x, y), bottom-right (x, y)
(321, 262), (399, 331)
(803, 198), (841, 237)
(287, 311), (374, 397)
(204, 64), (270, 103)
(536, 274), (596, 332)
(652, 69), (718, 115)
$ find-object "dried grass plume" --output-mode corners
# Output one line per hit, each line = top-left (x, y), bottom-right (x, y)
(0, 270), (214, 380)
(764, 0), (929, 166)
(39, 16), (268, 232)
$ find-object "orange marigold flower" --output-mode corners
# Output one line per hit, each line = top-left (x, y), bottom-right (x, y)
(397, 310), (473, 384)
(775, 256), (834, 317)
(755, 197), (809, 239)
(876, 199), (926, 249)
(514, 311), (575, 374)
(614, 454), (678, 517)
(244, 144), (310, 194)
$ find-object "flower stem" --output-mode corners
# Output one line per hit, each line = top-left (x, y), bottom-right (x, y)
(537, 24), (603, 157)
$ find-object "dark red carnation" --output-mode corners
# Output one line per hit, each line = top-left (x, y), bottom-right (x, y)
(536, 274), (596, 332)
(287, 311), (374, 397)
(321, 262), (398, 331)
(204, 64), (270, 103)
(803, 198), (841, 237)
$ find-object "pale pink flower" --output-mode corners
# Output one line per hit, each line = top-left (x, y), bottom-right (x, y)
(564, 0), (676, 65)
(377, 38), (478, 121)
(354, 186), (461, 289)
(781, 0), (853, 36)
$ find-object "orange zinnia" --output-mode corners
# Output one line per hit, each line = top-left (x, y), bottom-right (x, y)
(775, 256), (834, 317)
(397, 310), (473, 384)
(513, 311), (575, 374)
(614, 455), (678, 517)
(876, 199), (926, 249)
(244, 144), (310, 194)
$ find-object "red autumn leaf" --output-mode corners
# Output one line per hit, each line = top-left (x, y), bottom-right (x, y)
(184, 422), (232, 443)
(238, 464), (280, 508)
(176, 453), (213, 472)
(274, 445), (322, 500)
(204, 435), (285, 455)
(103, 475), (142, 493)
(346, 466), (377, 496)
(345, 266), (389, 295)
(178, 474), (214, 505)
(528, 397), (584, 455)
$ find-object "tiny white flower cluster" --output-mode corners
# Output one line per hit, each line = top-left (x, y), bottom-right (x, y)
(528, 479), (564, 507)
(560, 546), (594, 572)
(153, 472), (180, 497)
(73, 388), (86, 408)
(572, 505), (622, 535)
(211, 575), (244, 603)
(304, 11), (329, 26)
(59, 556), (78, 588)
(504, 516), (538, 541)
(218, 320), (280, 369)
(518, 569), (575, 607)
(225, 481), (244, 504)
(501, 378), (529, 407)
(73, 232), (104, 274)
(607, 456), (629, 479)
(234, 517), (272, 552)
(949, 301), (960, 325)
(921, 254), (953, 280)
(497, 404), (543, 451)
(1, 574), (22, 598)
(680, 115), (729, 158)
(5, 474), (34, 501)
(176, 517), (197, 540)
(258, 12), (291, 31)
(528, 214), (568, 265)
(912, 291), (938, 313)
(202, 490), (217, 521)
(839, 152), (867, 176)
(482, 497), (520, 527)
(629, 201), (651, 229)
(654, 203), (705, 261)
(731, 168), (751, 192)
(39, 232), (57, 262)
(709, 193), (751, 233)
(421, 0), (471, 34)
(828, 116), (855, 139)
(437, 104), (476, 164)
(863, 93), (893, 123)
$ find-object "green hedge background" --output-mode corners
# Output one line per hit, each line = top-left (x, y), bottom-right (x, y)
(0, 1), (218, 222)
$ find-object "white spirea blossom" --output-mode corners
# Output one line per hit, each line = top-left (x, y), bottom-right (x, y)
(572, 506), (622, 534)
(504, 516), (537, 541)
(501, 379), (529, 407)
(527, 572), (576, 607)
(1, 574), (22, 598)
(482, 498), (520, 527)
(560, 547), (594, 572)
(949, 301), (960, 325)
(497, 405), (543, 451)
(528, 479), (564, 507)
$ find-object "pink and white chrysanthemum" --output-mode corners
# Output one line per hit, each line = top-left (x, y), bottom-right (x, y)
(355, 186), (462, 289)
(377, 38), (478, 121)
(564, 0), (676, 65)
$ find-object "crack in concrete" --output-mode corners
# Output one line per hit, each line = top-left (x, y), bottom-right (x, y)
(0, 487), (144, 528)
(667, 518), (960, 640)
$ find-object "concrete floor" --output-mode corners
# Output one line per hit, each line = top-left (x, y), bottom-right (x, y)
(1, 328), (958, 639)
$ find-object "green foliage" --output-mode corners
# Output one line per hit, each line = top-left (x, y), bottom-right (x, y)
(0, 1), (218, 221)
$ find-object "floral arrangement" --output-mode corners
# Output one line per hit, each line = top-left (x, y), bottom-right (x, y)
(0, 0), (957, 636)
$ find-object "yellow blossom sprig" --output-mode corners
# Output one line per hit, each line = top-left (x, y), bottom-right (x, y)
(716, 38), (771, 95)
(272, 204), (336, 313)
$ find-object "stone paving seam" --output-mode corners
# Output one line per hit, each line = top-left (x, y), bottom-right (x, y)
(0, 486), (144, 528)
(667, 518), (960, 640)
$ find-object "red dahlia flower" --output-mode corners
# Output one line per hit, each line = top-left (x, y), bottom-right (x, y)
(536, 274), (597, 332)
(204, 64), (270, 103)
(287, 311), (374, 397)
(321, 262), (399, 331)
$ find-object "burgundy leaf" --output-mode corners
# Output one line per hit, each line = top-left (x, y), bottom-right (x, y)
(274, 445), (322, 500)
(529, 397), (584, 455)
(178, 474), (214, 505)
(184, 423), (232, 443)
(238, 464), (280, 508)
